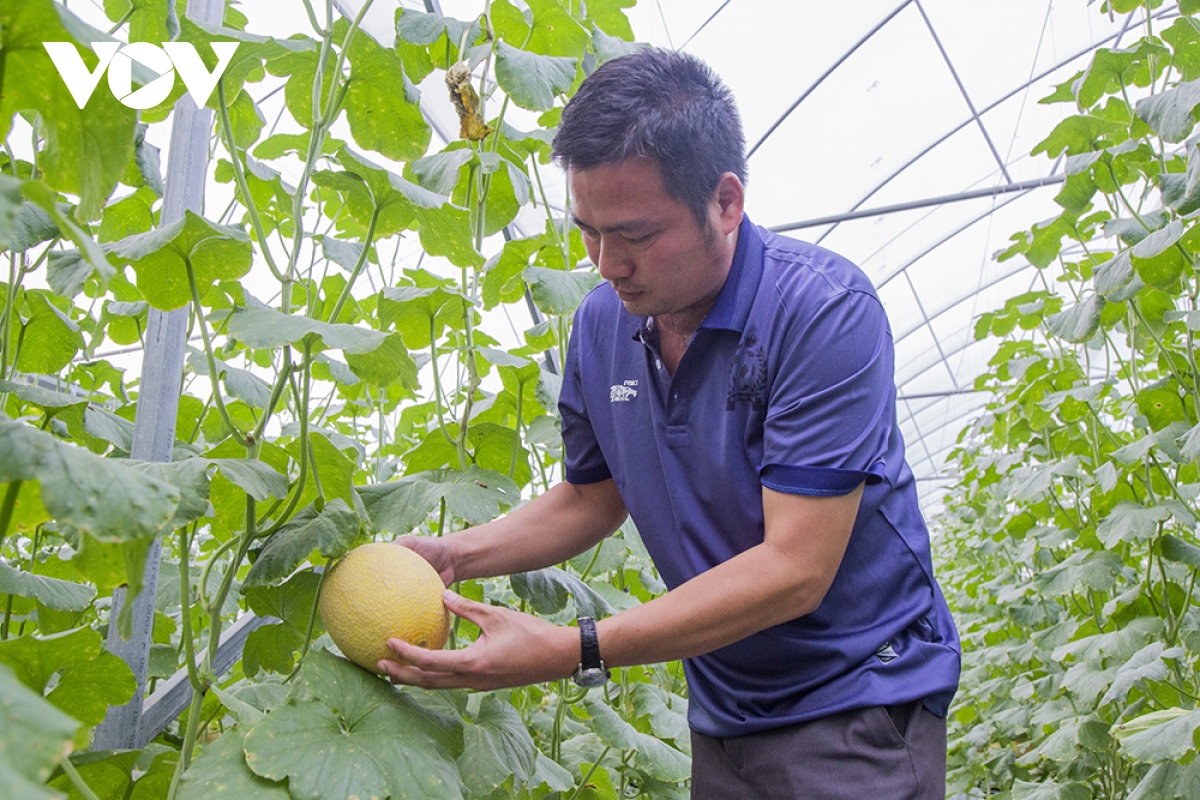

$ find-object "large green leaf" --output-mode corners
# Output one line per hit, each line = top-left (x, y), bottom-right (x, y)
(1010, 780), (1092, 800)
(378, 285), (470, 350)
(583, 696), (690, 782)
(458, 694), (538, 796)
(242, 500), (360, 588)
(1113, 707), (1200, 763)
(227, 304), (388, 354)
(1136, 78), (1200, 142)
(318, 148), (482, 267)
(242, 650), (465, 800)
(107, 211), (253, 311)
(242, 571), (322, 678)
(0, 416), (179, 541)
(0, 561), (95, 612)
(0, 663), (84, 800)
(176, 729), (290, 800)
(1128, 759), (1200, 800)
(494, 42), (579, 111)
(357, 466), (521, 533)
(525, 266), (602, 316)
(16, 293), (83, 375)
(0, 627), (135, 727)
(0, 1), (137, 220)
(511, 566), (613, 620)
(343, 24), (430, 161)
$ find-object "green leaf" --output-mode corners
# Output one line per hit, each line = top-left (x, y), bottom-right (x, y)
(0, 561), (96, 612)
(107, 211), (253, 311)
(357, 467), (521, 534)
(208, 459), (288, 503)
(458, 694), (538, 796)
(591, 22), (646, 64)
(0, 663), (84, 800)
(17, 292), (83, 374)
(525, 266), (602, 316)
(345, 333), (419, 389)
(243, 499), (361, 588)
(511, 567), (614, 619)
(176, 729), (291, 800)
(227, 304), (388, 354)
(1097, 501), (1172, 547)
(1160, 534), (1200, 568)
(343, 25), (431, 161)
(0, 195), (58, 253)
(586, 0), (637, 40)
(583, 696), (691, 782)
(0, 2), (138, 220)
(1033, 115), (1126, 158)
(378, 285), (470, 350)
(1128, 759), (1200, 800)
(1114, 707), (1200, 763)
(48, 650), (137, 727)
(1136, 78), (1200, 142)
(0, 417), (179, 541)
(1136, 387), (1190, 431)
(1011, 780), (1092, 800)
(0, 379), (87, 412)
(242, 571), (322, 678)
(242, 650), (465, 800)
(1047, 294), (1105, 343)
(1100, 642), (1180, 706)
(494, 42), (578, 111)
(1034, 551), (1123, 597)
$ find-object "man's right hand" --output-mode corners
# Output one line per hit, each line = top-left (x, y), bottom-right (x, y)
(393, 536), (456, 586)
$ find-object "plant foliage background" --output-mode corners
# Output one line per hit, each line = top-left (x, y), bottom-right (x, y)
(7, 0), (1200, 799)
(936, 2), (1200, 797)
(0, 1), (691, 798)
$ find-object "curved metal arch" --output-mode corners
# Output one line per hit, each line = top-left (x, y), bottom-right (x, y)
(747, 0), (916, 158)
(807, 8), (1167, 247)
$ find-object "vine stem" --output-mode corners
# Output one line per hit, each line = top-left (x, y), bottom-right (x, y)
(185, 256), (247, 444)
(0, 480), (21, 554)
(216, 80), (287, 284)
(327, 207), (380, 322)
(178, 525), (203, 693)
(59, 757), (102, 800)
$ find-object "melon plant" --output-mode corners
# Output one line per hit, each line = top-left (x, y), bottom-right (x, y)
(936, 2), (1200, 797)
(0, 1), (692, 798)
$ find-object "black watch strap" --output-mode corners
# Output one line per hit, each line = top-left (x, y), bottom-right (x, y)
(578, 616), (602, 670)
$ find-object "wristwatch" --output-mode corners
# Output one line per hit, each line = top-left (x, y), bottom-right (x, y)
(571, 616), (610, 688)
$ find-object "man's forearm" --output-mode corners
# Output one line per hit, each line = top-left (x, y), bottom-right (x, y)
(450, 479), (628, 582)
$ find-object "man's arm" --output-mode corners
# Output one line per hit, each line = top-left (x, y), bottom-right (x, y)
(378, 483), (861, 689)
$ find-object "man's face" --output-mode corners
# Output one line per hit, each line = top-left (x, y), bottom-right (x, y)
(569, 158), (739, 323)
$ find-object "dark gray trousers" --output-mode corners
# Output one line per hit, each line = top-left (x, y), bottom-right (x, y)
(690, 700), (947, 799)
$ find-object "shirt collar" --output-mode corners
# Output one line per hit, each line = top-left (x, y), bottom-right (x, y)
(699, 214), (762, 333)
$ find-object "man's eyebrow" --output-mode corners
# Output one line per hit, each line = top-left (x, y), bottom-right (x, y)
(571, 216), (653, 233)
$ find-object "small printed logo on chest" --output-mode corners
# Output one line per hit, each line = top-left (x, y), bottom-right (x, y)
(727, 332), (767, 411)
(610, 380), (639, 403)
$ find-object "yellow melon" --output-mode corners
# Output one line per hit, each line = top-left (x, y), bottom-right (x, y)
(318, 542), (450, 673)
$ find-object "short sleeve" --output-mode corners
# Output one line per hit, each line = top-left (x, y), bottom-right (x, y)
(759, 289), (893, 496)
(559, 311), (613, 485)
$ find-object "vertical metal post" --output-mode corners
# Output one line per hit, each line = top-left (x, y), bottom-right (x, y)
(93, 0), (226, 750)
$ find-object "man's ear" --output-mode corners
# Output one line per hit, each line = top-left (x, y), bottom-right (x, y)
(713, 172), (745, 235)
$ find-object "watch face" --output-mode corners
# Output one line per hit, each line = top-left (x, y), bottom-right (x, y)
(574, 667), (609, 688)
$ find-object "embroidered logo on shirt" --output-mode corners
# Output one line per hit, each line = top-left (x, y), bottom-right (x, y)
(727, 332), (766, 410)
(610, 380), (638, 402)
(875, 641), (899, 664)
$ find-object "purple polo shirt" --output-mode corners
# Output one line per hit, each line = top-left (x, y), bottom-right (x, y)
(558, 216), (960, 737)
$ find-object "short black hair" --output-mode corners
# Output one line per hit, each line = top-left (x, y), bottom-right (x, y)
(552, 48), (747, 225)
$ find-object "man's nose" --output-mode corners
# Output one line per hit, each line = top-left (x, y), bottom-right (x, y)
(595, 237), (633, 283)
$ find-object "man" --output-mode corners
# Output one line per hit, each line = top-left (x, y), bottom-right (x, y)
(380, 48), (960, 799)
